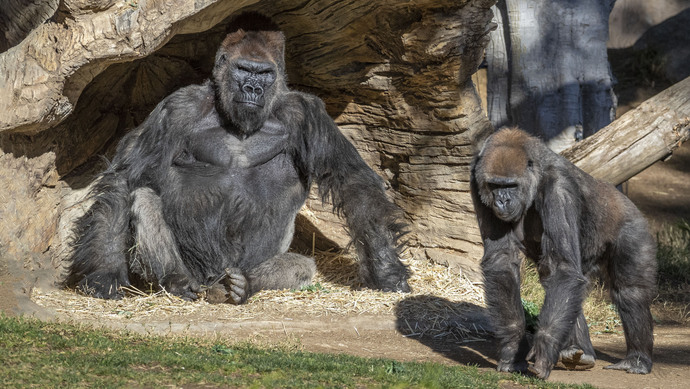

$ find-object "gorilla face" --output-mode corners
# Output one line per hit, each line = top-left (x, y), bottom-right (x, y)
(475, 129), (539, 223)
(486, 177), (523, 222)
(212, 29), (286, 135)
(231, 58), (277, 108)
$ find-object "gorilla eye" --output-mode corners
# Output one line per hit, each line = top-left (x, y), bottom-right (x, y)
(527, 160), (534, 168)
(488, 182), (518, 191)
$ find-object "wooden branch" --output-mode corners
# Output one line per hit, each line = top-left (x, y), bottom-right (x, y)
(561, 76), (690, 185)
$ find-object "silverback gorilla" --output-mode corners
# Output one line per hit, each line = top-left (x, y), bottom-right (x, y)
(471, 128), (656, 379)
(65, 14), (410, 303)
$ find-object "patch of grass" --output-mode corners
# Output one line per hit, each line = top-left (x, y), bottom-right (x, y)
(654, 220), (690, 323)
(0, 315), (592, 388)
(297, 282), (330, 293)
(521, 298), (540, 332)
(657, 220), (690, 286)
(520, 261), (619, 334)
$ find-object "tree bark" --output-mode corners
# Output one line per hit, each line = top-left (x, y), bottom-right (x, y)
(0, 0), (497, 291)
(486, 0), (617, 152)
(0, 0), (59, 53)
(561, 76), (690, 185)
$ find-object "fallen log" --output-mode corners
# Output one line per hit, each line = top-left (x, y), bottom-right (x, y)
(561, 76), (690, 185)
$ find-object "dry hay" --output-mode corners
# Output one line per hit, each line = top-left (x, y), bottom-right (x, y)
(32, 249), (487, 339)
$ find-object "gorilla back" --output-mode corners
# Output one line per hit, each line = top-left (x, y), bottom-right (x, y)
(65, 13), (410, 303)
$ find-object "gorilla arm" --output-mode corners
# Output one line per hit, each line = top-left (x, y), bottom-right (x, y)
(65, 99), (177, 298)
(66, 86), (209, 299)
(295, 95), (410, 292)
(470, 172), (530, 373)
(526, 176), (589, 379)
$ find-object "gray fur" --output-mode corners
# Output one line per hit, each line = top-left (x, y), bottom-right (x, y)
(64, 13), (409, 303)
(470, 128), (656, 379)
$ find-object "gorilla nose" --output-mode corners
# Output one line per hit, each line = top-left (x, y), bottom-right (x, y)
(242, 84), (264, 96)
(495, 198), (510, 211)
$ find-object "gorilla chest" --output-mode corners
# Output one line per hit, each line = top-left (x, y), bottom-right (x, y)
(237, 154), (307, 209)
(168, 150), (307, 218)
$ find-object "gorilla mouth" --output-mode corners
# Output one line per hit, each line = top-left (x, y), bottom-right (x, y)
(494, 208), (520, 222)
(235, 99), (264, 108)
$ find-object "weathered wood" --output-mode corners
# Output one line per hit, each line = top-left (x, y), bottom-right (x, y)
(561, 76), (690, 185)
(486, 0), (616, 152)
(0, 0), (59, 52)
(0, 0), (497, 291)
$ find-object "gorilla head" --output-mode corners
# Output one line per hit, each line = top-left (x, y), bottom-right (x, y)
(474, 128), (540, 222)
(212, 15), (287, 135)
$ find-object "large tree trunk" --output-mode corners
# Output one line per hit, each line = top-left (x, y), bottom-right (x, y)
(0, 0), (496, 307)
(562, 76), (690, 185)
(0, 0), (59, 52)
(486, 0), (617, 152)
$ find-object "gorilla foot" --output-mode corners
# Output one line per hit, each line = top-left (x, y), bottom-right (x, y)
(205, 268), (249, 305)
(161, 274), (201, 301)
(604, 355), (652, 374)
(559, 347), (595, 370)
(77, 277), (126, 300)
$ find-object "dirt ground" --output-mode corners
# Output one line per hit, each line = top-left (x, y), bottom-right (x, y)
(2, 27), (690, 389)
(14, 127), (690, 389)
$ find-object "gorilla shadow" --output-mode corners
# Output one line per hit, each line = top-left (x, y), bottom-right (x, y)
(393, 294), (662, 377)
(394, 295), (498, 369)
(290, 214), (362, 289)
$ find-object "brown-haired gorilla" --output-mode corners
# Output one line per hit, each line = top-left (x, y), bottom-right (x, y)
(470, 127), (656, 379)
(65, 13), (410, 303)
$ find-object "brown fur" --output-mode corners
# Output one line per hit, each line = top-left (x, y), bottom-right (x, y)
(221, 29), (285, 70)
(480, 128), (531, 178)
(471, 127), (657, 379)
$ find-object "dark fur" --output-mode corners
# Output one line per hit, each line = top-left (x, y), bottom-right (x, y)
(65, 14), (410, 303)
(470, 128), (656, 379)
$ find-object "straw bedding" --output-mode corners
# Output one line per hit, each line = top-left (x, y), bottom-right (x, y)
(33, 249), (487, 338)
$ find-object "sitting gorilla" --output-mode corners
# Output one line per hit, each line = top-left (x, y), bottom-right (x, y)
(65, 13), (410, 303)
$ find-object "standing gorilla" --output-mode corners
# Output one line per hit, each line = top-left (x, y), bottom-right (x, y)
(65, 14), (410, 303)
(470, 128), (656, 379)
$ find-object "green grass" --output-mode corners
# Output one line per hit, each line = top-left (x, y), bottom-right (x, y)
(0, 315), (593, 389)
(520, 220), (690, 330)
(656, 220), (690, 287)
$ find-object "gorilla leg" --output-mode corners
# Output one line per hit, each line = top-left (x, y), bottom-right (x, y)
(559, 312), (596, 369)
(209, 252), (316, 304)
(65, 172), (131, 299)
(528, 263), (588, 379)
(130, 187), (200, 300)
(482, 243), (530, 373)
(605, 228), (656, 374)
(248, 252), (316, 293)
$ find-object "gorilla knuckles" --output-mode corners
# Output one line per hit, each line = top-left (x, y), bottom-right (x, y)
(471, 128), (656, 379)
(65, 13), (410, 305)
